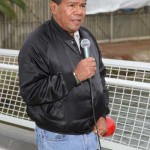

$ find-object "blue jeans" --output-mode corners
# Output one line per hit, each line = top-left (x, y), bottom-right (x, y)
(35, 126), (100, 150)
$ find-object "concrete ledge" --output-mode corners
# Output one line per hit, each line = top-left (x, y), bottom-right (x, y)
(0, 122), (37, 150)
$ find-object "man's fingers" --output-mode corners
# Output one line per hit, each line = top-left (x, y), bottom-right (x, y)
(85, 57), (95, 61)
(98, 129), (105, 136)
(98, 127), (108, 136)
(93, 126), (108, 136)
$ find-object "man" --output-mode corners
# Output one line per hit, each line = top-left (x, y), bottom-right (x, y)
(18, 0), (109, 149)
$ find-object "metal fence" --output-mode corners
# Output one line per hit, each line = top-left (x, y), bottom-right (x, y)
(0, 49), (150, 150)
(0, 1), (150, 49)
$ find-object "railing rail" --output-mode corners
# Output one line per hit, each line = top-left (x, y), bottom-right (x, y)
(103, 58), (150, 71)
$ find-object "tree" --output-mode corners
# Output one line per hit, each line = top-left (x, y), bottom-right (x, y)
(0, 0), (26, 19)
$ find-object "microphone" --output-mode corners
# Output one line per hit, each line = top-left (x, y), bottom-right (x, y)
(81, 39), (90, 58)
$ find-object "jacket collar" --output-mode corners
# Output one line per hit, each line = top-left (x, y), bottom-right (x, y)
(50, 17), (84, 57)
(51, 17), (74, 41)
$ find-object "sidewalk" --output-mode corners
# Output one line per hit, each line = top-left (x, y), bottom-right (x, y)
(0, 123), (37, 150)
(99, 39), (150, 62)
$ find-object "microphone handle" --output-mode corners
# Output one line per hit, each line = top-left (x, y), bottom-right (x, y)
(83, 47), (90, 58)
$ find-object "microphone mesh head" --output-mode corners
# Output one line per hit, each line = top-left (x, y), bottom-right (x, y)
(81, 39), (90, 48)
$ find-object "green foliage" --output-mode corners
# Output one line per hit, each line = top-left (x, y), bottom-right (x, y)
(0, 0), (26, 20)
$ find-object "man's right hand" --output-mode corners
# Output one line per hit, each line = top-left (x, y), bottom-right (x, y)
(74, 57), (96, 82)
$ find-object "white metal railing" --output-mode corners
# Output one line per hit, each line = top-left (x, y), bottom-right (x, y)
(0, 64), (18, 70)
(106, 78), (150, 91)
(0, 49), (150, 150)
(103, 58), (150, 71)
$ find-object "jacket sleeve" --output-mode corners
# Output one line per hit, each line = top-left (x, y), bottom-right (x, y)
(18, 43), (76, 106)
(92, 35), (110, 117)
(98, 51), (110, 117)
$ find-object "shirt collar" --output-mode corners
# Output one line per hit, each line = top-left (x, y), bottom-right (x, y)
(74, 30), (81, 51)
(74, 30), (80, 39)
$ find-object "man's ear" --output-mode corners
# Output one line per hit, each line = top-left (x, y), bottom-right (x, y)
(49, 1), (58, 15)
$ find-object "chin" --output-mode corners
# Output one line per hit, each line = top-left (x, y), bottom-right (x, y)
(71, 26), (80, 32)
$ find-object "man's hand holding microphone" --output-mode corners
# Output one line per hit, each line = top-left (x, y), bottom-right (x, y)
(73, 39), (96, 82)
(74, 57), (96, 82)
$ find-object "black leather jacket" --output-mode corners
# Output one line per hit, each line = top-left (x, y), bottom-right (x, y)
(19, 18), (109, 134)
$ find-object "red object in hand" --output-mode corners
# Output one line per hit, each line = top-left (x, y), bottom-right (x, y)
(103, 117), (116, 137)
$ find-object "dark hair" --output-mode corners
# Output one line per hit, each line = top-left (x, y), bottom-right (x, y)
(51, 0), (62, 4)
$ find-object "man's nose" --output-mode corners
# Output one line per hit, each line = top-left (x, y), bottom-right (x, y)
(74, 6), (85, 15)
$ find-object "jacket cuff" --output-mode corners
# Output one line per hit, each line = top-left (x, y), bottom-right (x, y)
(62, 72), (77, 90)
(73, 72), (81, 85)
(100, 113), (106, 120)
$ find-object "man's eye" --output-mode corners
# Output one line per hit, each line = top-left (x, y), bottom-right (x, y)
(69, 4), (75, 7)
(81, 3), (86, 8)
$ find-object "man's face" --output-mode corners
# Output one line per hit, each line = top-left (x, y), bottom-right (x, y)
(51, 0), (86, 35)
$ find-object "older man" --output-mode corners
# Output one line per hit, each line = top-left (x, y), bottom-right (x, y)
(18, 0), (109, 149)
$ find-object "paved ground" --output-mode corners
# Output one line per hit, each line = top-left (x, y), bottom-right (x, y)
(0, 123), (37, 150)
(99, 39), (150, 62)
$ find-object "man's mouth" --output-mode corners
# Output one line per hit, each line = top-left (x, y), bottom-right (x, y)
(72, 19), (81, 24)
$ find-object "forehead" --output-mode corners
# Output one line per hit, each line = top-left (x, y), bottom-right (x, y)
(62, 0), (86, 3)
